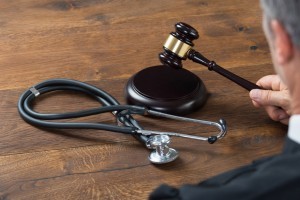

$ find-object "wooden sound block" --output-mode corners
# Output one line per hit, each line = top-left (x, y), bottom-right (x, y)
(124, 65), (208, 115)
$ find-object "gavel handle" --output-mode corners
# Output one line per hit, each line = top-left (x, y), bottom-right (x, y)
(188, 49), (261, 91)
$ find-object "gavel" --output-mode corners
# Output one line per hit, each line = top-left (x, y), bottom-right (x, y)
(159, 22), (262, 91)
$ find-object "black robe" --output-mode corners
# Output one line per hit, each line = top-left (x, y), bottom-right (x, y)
(149, 137), (300, 200)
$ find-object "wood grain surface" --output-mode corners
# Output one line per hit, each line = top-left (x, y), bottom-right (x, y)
(0, 0), (287, 199)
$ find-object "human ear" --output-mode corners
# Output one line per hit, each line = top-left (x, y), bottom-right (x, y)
(270, 20), (293, 64)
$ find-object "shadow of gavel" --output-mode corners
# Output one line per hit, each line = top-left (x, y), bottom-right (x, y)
(159, 22), (262, 91)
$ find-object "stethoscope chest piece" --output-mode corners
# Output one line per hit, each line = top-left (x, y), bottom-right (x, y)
(148, 135), (179, 164)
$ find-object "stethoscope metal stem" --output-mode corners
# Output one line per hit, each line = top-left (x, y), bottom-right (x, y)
(136, 109), (227, 142)
(137, 129), (208, 141)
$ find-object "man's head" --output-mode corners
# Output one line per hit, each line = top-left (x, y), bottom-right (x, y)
(260, 0), (300, 90)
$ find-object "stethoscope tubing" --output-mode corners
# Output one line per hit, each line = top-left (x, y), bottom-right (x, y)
(17, 79), (148, 136)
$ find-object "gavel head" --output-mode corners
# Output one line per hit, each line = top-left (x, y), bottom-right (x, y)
(159, 22), (199, 69)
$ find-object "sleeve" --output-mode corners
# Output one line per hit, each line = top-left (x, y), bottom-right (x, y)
(149, 162), (259, 200)
(149, 139), (300, 200)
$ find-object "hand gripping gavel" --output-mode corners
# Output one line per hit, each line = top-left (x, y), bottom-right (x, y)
(159, 22), (261, 91)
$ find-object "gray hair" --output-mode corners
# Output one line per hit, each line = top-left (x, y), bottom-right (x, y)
(260, 0), (300, 48)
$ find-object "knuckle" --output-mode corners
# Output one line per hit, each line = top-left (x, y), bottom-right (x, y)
(282, 93), (290, 105)
(265, 91), (272, 103)
(267, 108), (280, 121)
(279, 92), (291, 113)
(280, 118), (290, 125)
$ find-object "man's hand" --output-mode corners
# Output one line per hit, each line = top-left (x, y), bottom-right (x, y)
(249, 75), (291, 125)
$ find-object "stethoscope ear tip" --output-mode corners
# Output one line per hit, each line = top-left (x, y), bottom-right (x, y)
(208, 136), (218, 144)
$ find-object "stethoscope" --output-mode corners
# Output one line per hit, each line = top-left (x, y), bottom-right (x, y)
(18, 79), (227, 164)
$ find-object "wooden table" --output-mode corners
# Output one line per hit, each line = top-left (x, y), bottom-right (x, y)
(0, 0), (287, 199)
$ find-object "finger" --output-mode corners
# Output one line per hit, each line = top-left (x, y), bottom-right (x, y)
(279, 117), (289, 125)
(249, 89), (289, 108)
(256, 75), (282, 90)
(265, 106), (290, 122)
(251, 100), (261, 108)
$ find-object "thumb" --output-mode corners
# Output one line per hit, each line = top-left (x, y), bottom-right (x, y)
(249, 89), (282, 107)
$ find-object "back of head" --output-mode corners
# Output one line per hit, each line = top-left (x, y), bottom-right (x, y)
(260, 0), (300, 49)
